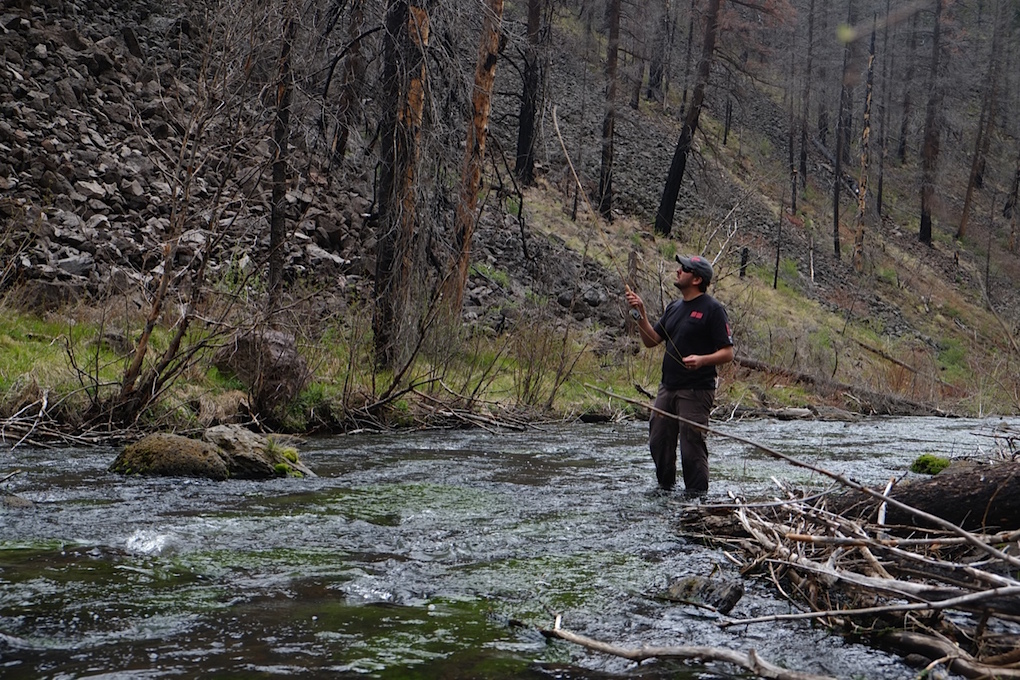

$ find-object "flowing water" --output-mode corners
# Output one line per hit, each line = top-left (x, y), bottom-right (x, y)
(2, 416), (1017, 679)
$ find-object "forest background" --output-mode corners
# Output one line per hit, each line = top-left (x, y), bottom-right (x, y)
(1, 0), (1019, 439)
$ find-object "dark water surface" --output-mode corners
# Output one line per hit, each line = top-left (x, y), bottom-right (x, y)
(2, 416), (1016, 679)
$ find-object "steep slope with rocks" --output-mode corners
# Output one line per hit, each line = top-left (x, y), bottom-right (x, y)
(2, 0), (1018, 422)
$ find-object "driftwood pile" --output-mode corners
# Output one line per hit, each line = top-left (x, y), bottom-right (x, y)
(677, 438), (1020, 679)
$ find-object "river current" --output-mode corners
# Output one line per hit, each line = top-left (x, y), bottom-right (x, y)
(2, 416), (1017, 679)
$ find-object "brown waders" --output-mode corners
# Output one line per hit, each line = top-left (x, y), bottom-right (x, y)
(649, 386), (714, 492)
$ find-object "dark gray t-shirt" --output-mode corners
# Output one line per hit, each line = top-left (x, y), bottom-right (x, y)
(652, 293), (733, 390)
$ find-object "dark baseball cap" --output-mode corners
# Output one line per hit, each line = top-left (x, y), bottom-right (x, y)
(676, 254), (713, 284)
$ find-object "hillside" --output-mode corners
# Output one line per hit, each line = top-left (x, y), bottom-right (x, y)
(1, 0), (1019, 434)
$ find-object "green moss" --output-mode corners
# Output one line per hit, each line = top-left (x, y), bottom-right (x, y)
(910, 453), (951, 475)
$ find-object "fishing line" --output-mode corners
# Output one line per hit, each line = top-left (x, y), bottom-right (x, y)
(550, 107), (702, 372)
(554, 105), (632, 289)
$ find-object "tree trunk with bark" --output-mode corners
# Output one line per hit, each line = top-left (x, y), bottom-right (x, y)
(798, 0), (815, 189)
(835, 461), (1020, 533)
(654, 0), (719, 237)
(268, 6), (296, 318)
(331, 0), (366, 167)
(646, 0), (672, 104)
(875, 0), (892, 216)
(897, 11), (918, 164)
(447, 0), (504, 313)
(956, 0), (1003, 241)
(1008, 148), (1020, 253)
(679, 0), (696, 113)
(374, 0), (432, 369)
(851, 20), (876, 272)
(832, 2), (852, 260)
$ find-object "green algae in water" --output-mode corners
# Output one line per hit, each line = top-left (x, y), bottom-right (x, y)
(308, 597), (537, 679)
(326, 482), (513, 527)
(452, 551), (656, 620)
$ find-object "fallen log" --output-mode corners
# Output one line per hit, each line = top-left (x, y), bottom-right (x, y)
(880, 631), (1020, 679)
(733, 356), (949, 416)
(832, 461), (1020, 532)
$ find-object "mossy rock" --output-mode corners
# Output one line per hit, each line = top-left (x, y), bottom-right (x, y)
(111, 426), (316, 481)
(910, 453), (952, 475)
(111, 433), (231, 480)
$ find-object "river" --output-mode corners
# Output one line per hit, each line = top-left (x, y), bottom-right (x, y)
(2, 415), (1017, 679)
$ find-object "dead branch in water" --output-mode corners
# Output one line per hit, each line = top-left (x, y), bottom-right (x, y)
(541, 619), (837, 680)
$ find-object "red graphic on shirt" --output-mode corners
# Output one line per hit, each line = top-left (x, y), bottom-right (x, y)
(690, 311), (704, 319)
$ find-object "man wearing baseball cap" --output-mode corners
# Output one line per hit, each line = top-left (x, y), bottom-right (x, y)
(625, 254), (734, 495)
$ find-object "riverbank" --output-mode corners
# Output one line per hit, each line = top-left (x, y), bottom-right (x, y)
(3, 0), (1019, 442)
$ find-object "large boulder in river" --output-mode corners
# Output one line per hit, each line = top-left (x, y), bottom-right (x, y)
(203, 424), (315, 478)
(110, 425), (314, 480)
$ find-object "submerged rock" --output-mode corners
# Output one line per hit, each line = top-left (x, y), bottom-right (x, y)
(662, 575), (744, 614)
(110, 425), (314, 480)
(2, 494), (35, 509)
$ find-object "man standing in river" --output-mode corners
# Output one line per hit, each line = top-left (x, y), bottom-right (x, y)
(625, 254), (734, 495)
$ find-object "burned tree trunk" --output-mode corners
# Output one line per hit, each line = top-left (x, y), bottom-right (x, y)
(330, 0), (367, 167)
(268, 5), (296, 318)
(956, 0), (1003, 241)
(514, 0), (545, 186)
(798, 0), (815, 189)
(598, 0), (621, 219)
(918, 0), (944, 245)
(654, 0), (720, 237)
(374, 0), (432, 369)
(896, 11), (918, 164)
(851, 19), (876, 272)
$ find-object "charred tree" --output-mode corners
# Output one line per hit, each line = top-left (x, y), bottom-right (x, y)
(268, 6), (296, 318)
(798, 0), (815, 189)
(875, 0), (892, 216)
(679, 0), (696, 113)
(851, 19), (876, 272)
(329, 0), (367, 167)
(1008, 148), (1020, 253)
(646, 0), (673, 104)
(957, 0), (1004, 241)
(838, 0), (857, 167)
(897, 10), (918, 164)
(374, 0), (432, 369)
(598, 0), (621, 219)
(918, 0), (944, 245)
(654, 0), (720, 237)
(514, 0), (546, 186)
(832, 1), (853, 259)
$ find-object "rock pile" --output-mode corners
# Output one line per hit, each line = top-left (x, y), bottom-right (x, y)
(0, 0), (626, 336)
(0, 0), (367, 313)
